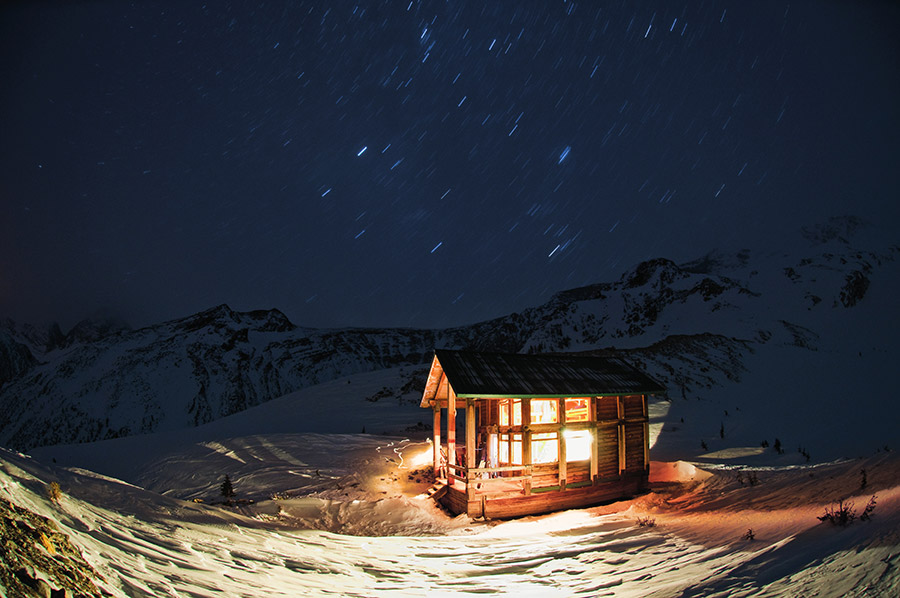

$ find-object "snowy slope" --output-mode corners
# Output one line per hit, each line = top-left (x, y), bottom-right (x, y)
(4, 439), (899, 597)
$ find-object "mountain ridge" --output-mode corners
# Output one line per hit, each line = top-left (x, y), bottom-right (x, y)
(1, 216), (896, 451)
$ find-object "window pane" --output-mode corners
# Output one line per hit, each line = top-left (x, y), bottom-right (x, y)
(511, 434), (522, 464)
(499, 433), (523, 465)
(565, 430), (592, 461)
(532, 432), (559, 464)
(530, 399), (558, 424)
(500, 399), (523, 426)
(565, 398), (590, 422)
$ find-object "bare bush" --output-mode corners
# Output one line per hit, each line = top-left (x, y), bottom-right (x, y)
(818, 495), (876, 526)
(818, 499), (856, 526)
(46, 482), (61, 504)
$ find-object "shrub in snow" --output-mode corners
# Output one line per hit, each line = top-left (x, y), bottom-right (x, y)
(818, 496), (876, 526)
(636, 516), (656, 527)
(743, 528), (755, 541)
(46, 481), (61, 504)
(818, 499), (855, 526)
(736, 471), (760, 486)
(859, 495), (877, 522)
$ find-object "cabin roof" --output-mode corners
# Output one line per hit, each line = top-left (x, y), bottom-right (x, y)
(421, 349), (666, 407)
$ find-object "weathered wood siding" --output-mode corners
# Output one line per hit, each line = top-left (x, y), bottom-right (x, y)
(595, 423), (619, 479)
(566, 461), (591, 485)
(481, 474), (646, 520)
(624, 422), (646, 472)
(623, 395), (647, 473)
(440, 485), (468, 516)
(595, 396), (618, 420)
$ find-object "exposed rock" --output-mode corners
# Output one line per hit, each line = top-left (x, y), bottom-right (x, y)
(840, 270), (870, 307)
(0, 496), (103, 597)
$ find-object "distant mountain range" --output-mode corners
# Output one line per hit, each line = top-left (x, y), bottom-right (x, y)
(1, 216), (896, 451)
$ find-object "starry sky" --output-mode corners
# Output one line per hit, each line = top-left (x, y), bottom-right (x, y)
(1, 1), (898, 331)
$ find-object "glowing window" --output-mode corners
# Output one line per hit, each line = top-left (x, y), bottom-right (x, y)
(499, 399), (522, 426)
(499, 433), (522, 465)
(530, 399), (559, 424)
(565, 398), (590, 422)
(565, 430), (592, 461)
(532, 432), (559, 464)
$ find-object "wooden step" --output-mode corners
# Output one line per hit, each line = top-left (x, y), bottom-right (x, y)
(426, 483), (448, 500)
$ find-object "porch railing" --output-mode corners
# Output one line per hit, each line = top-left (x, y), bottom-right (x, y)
(447, 463), (534, 496)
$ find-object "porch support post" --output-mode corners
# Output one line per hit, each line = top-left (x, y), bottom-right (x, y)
(558, 398), (567, 489)
(432, 405), (441, 477)
(522, 399), (532, 495)
(589, 397), (599, 483)
(448, 387), (457, 469)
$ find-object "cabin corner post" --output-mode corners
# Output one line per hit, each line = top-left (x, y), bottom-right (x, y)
(642, 394), (650, 475)
(616, 395), (626, 477)
(432, 405), (441, 477)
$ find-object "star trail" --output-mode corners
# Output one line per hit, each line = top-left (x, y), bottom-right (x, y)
(0, 1), (897, 330)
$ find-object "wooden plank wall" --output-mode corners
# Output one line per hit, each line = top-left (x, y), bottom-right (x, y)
(595, 397), (620, 479)
(623, 395), (646, 473)
(595, 423), (619, 479)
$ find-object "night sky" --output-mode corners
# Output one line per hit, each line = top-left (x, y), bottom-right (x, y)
(2, 1), (898, 331)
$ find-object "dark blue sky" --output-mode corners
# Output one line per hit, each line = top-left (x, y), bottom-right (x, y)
(2, 1), (898, 331)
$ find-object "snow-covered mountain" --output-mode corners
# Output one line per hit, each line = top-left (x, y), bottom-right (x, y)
(1, 216), (897, 454)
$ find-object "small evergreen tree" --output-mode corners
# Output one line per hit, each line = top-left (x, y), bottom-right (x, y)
(220, 474), (235, 498)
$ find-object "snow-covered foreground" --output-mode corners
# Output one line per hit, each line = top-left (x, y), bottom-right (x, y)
(4, 435), (899, 597)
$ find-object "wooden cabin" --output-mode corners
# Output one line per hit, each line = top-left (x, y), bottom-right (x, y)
(420, 349), (666, 519)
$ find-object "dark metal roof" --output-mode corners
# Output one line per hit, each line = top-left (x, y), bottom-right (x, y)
(429, 349), (666, 399)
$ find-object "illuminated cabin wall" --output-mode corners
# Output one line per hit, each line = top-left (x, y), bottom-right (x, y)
(478, 395), (647, 489)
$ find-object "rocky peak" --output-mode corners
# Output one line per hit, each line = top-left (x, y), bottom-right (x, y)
(246, 308), (296, 332)
(174, 304), (240, 333)
(64, 315), (131, 346)
(622, 258), (687, 290)
(801, 215), (866, 246)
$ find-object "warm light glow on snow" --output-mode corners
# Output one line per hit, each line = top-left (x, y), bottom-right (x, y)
(406, 445), (434, 469)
